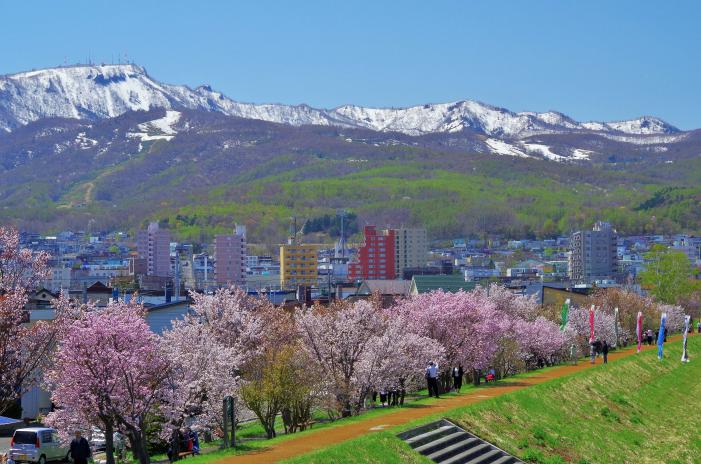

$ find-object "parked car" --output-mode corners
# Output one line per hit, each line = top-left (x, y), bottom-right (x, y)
(88, 427), (106, 452)
(8, 428), (69, 464)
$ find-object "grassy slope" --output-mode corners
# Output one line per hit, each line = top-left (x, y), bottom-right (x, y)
(6, 138), (701, 241)
(280, 336), (701, 464)
(165, 162), (677, 243)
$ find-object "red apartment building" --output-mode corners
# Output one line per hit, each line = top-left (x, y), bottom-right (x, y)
(349, 225), (396, 280)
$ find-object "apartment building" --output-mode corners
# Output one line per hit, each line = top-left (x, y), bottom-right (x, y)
(213, 224), (247, 287)
(280, 243), (319, 287)
(136, 222), (171, 277)
(349, 225), (396, 280)
(394, 227), (428, 279)
(568, 221), (618, 284)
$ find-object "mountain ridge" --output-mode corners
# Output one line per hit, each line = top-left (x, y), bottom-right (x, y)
(0, 64), (681, 138)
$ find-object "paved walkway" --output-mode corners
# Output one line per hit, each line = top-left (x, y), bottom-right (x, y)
(218, 338), (679, 464)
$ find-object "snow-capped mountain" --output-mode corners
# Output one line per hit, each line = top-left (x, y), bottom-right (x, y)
(0, 64), (680, 139)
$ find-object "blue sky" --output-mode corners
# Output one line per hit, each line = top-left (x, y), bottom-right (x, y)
(2, 0), (699, 128)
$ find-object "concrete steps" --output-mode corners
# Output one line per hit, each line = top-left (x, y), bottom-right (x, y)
(398, 419), (522, 464)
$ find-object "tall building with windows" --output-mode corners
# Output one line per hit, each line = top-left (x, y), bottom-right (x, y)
(136, 222), (171, 277)
(349, 225), (396, 280)
(568, 221), (618, 284)
(280, 243), (319, 287)
(349, 226), (428, 280)
(394, 227), (428, 279)
(213, 224), (247, 287)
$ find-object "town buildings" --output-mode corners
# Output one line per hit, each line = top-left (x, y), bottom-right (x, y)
(136, 222), (171, 277)
(349, 225), (396, 280)
(394, 227), (429, 279)
(213, 225), (247, 287)
(280, 243), (319, 287)
(349, 226), (428, 281)
(568, 221), (618, 284)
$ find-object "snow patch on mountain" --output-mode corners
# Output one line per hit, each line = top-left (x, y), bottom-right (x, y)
(138, 110), (181, 135)
(522, 143), (565, 161)
(485, 138), (530, 158)
(75, 132), (98, 149)
(599, 132), (688, 145)
(571, 148), (594, 160)
(128, 110), (182, 142)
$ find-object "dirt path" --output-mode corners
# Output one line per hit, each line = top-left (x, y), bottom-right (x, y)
(219, 339), (677, 464)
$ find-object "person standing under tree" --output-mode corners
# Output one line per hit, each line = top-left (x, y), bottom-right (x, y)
(425, 361), (440, 398)
(113, 431), (126, 462)
(452, 366), (463, 392)
(69, 431), (91, 464)
(602, 340), (609, 364)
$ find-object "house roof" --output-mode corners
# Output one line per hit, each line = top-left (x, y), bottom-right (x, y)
(411, 275), (476, 294)
(358, 280), (411, 296)
(144, 299), (192, 312)
(31, 288), (58, 299)
(86, 281), (112, 293)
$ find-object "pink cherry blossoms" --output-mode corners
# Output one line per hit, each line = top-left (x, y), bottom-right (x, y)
(0, 226), (58, 415)
(44, 301), (170, 464)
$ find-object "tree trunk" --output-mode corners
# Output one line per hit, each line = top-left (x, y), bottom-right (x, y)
(127, 428), (150, 464)
(472, 369), (481, 386)
(263, 414), (276, 439)
(102, 420), (115, 464)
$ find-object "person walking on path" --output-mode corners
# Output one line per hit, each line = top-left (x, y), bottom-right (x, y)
(425, 361), (440, 398)
(697, 320), (701, 334)
(602, 341), (609, 364)
(570, 343), (578, 365)
(69, 431), (91, 464)
(113, 431), (126, 462)
(452, 366), (463, 392)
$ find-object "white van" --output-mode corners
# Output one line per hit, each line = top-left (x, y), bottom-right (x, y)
(8, 428), (69, 464)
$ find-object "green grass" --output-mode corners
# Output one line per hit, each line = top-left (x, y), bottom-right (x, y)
(279, 337), (701, 464)
(142, 389), (464, 463)
(281, 431), (433, 464)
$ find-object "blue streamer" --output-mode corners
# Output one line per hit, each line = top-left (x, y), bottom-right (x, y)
(657, 313), (667, 360)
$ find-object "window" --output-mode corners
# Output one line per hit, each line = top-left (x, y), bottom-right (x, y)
(12, 431), (37, 445)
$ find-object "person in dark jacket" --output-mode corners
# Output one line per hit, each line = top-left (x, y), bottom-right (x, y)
(69, 431), (91, 464)
(452, 366), (464, 392)
(602, 340), (609, 364)
(167, 429), (183, 462)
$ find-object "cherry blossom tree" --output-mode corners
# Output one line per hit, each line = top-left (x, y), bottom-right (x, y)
(589, 288), (656, 342)
(514, 317), (571, 368)
(356, 315), (446, 408)
(392, 290), (506, 383)
(296, 298), (446, 416)
(0, 226), (58, 415)
(296, 299), (385, 417)
(392, 287), (571, 385)
(565, 305), (625, 352)
(474, 283), (539, 320)
(160, 288), (272, 436)
(160, 322), (238, 439)
(44, 302), (169, 464)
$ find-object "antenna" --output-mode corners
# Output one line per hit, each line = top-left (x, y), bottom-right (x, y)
(336, 209), (348, 258)
(289, 217), (296, 245)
